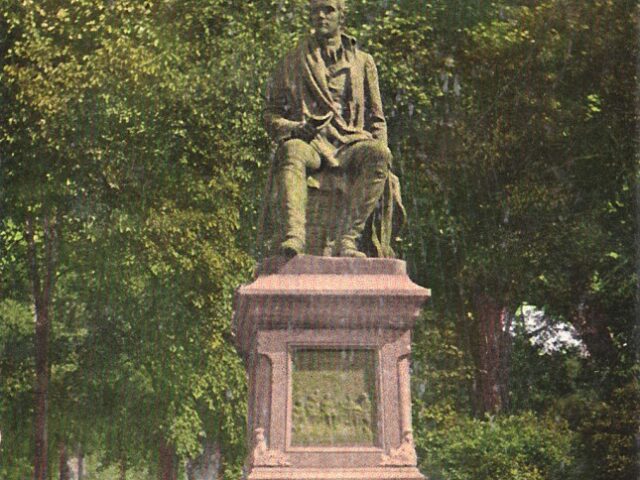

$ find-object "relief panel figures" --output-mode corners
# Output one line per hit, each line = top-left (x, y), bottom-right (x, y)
(290, 348), (377, 446)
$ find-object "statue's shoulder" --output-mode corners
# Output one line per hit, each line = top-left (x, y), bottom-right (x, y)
(342, 33), (376, 66)
(287, 37), (313, 60)
(272, 37), (310, 74)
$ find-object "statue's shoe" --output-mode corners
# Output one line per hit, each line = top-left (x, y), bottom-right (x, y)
(340, 248), (367, 258)
(339, 239), (366, 258)
(280, 237), (305, 258)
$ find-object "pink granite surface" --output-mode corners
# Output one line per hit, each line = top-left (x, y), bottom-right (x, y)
(234, 256), (431, 357)
(233, 256), (430, 480)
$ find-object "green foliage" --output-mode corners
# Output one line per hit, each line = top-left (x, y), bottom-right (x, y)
(508, 334), (583, 413)
(411, 315), (580, 480)
(1, 0), (255, 475)
(556, 381), (640, 480)
(1, 0), (636, 478)
(416, 411), (576, 480)
(0, 299), (33, 477)
(412, 312), (474, 412)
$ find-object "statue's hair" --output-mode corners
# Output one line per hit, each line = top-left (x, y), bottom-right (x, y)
(309, 0), (346, 12)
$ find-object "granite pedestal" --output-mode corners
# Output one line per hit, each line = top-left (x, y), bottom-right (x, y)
(233, 256), (430, 480)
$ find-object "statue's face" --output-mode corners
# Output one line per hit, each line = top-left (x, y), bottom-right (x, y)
(310, 0), (342, 39)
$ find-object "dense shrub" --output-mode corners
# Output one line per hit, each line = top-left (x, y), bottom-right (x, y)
(416, 411), (576, 480)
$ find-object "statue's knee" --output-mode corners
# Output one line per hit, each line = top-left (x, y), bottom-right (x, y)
(371, 142), (392, 165)
(279, 139), (309, 156)
(357, 141), (390, 164)
(367, 143), (391, 178)
(276, 139), (320, 171)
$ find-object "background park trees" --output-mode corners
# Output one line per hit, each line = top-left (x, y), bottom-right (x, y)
(1, 1), (637, 479)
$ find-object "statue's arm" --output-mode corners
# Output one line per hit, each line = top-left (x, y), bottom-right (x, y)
(364, 54), (388, 146)
(264, 72), (300, 144)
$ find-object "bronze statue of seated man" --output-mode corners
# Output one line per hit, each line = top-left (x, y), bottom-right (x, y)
(260, 0), (402, 258)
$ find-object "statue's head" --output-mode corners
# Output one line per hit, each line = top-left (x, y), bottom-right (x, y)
(309, 0), (345, 39)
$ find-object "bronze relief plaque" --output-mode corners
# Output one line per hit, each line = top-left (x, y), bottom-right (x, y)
(290, 348), (377, 447)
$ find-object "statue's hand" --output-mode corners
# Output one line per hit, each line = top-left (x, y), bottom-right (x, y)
(292, 121), (316, 142)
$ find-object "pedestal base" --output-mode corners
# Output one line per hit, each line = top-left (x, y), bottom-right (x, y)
(234, 256), (430, 480)
(247, 467), (425, 480)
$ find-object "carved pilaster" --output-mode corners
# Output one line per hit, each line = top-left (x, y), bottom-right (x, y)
(380, 430), (418, 467)
(251, 428), (291, 467)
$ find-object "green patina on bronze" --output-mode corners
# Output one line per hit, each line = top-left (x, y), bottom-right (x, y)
(290, 349), (377, 446)
(259, 0), (405, 258)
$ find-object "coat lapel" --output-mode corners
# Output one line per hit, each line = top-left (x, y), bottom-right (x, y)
(299, 39), (337, 115)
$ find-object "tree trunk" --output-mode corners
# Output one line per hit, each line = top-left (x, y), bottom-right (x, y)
(159, 441), (176, 480)
(471, 294), (512, 415)
(58, 443), (69, 480)
(77, 446), (84, 480)
(32, 300), (49, 480)
(572, 301), (617, 365)
(214, 443), (222, 480)
(28, 215), (57, 480)
(186, 440), (222, 480)
(119, 458), (126, 480)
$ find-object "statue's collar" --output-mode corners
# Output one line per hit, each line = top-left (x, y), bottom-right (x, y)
(308, 33), (357, 61)
(341, 33), (358, 52)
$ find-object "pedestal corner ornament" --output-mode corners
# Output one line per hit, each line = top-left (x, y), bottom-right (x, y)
(233, 256), (430, 480)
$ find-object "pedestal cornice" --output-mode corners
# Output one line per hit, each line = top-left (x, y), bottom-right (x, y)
(233, 256), (431, 356)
